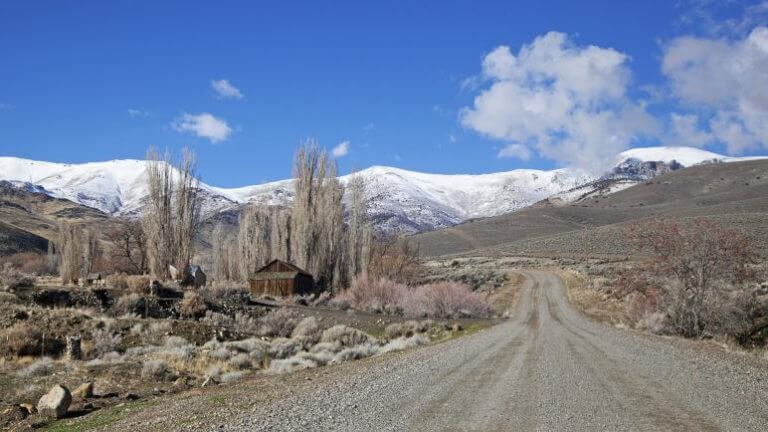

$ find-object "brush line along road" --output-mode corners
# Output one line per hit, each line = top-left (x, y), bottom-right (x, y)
(105, 271), (768, 431)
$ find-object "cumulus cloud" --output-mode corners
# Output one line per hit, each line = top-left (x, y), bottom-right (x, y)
(662, 26), (768, 153)
(460, 31), (657, 172)
(211, 79), (244, 99)
(332, 140), (350, 157)
(172, 112), (233, 143)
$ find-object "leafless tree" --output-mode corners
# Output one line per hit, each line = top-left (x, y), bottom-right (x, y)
(290, 142), (346, 291)
(142, 147), (201, 280)
(82, 228), (99, 275)
(105, 220), (147, 274)
(367, 235), (422, 285)
(345, 172), (373, 278)
(57, 220), (82, 284)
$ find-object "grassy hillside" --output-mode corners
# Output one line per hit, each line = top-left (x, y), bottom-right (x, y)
(414, 160), (768, 257)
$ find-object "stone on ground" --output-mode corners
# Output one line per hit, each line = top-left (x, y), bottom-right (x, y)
(37, 385), (71, 418)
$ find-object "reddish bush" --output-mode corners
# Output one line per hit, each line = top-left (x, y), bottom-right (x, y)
(340, 276), (491, 318)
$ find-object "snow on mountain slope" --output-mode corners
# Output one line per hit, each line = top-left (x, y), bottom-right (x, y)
(1, 147), (765, 234)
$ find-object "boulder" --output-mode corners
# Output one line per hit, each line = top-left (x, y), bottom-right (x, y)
(72, 382), (93, 399)
(37, 385), (71, 418)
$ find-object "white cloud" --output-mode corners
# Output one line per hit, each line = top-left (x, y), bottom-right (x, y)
(666, 113), (713, 147)
(127, 108), (148, 118)
(362, 122), (376, 134)
(172, 112), (233, 143)
(211, 79), (244, 99)
(461, 31), (657, 172)
(662, 26), (768, 153)
(332, 140), (350, 157)
(497, 143), (531, 161)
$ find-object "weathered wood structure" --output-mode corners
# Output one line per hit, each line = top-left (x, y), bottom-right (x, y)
(248, 259), (314, 297)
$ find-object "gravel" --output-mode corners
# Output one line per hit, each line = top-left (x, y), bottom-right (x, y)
(96, 271), (768, 431)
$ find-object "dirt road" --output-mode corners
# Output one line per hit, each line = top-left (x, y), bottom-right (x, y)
(101, 271), (768, 431)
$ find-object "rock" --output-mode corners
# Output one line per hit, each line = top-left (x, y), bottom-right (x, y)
(37, 385), (71, 418)
(72, 382), (93, 399)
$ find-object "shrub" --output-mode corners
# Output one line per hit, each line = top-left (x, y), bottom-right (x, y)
(340, 277), (406, 313)
(16, 357), (54, 377)
(105, 273), (129, 290)
(330, 343), (379, 364)
(258, 308), (299, 337)
(179, 291), (207, 318)
(268, 338), (303, 359)
(267, 356), (317, 374)
(228, 353), (252, 370)
(379, 334), (429, 354)
(1, 323), (43, 356)
(127, 275), (151, 294)
(320, 325), (373, 347)
(291, 316), (321, 342)
(409, 282), (491, 318)
(141, 359), (168, 380)
(0, 263), (35, 290)
(90, 329), (123, 357)
(340, 277), (491, 319)
(220, 371), (244, 383)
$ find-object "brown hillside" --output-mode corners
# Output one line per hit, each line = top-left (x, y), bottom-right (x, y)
(414, 160), (768, 257)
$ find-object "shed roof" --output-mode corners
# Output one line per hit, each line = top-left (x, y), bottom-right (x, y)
(254, 259), (312, 277)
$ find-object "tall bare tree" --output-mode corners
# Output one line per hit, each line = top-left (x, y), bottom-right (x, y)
(290, 142), (347, 291)
(57, 220), (81, 284)
(345, 172), (373, 278)
(142, 147), (201, 280)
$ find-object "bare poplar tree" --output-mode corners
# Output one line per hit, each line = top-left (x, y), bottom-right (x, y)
(81, 228), (99, 275)
(290, 142), (347, 291)
(173, 147), (201, 277)
(142, 146), (201, 280)
(345, 172), (373, 277)
(57, 220), (82, 284)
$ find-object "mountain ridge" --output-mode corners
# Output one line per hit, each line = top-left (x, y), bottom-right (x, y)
(1, 146), (765, 234)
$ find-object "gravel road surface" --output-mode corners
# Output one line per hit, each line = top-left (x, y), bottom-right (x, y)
(105, 271), (768, 431)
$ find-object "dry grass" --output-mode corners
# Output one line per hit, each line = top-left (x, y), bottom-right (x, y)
(179, 291), (206, 318)
(558, 269), (627, 325)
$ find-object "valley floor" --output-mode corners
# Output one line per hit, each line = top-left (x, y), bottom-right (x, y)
(48, 271), (768, 431)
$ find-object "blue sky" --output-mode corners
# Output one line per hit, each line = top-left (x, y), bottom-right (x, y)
(1, 1), (767, 186)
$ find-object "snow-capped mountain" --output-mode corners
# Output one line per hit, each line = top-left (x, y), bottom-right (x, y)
(0, 146), (763, 234)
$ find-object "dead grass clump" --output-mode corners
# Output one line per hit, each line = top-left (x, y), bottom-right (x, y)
(0, 263), (35, 290)
(16, 357), (54, 377)
(258, 308), (299, 337)
(220, 371), (244, 383)
(179, 291), (207, 318)
(0, 291), (21, 304)
(320, 325), (373, 347)
(406, 282), (491, 318)
(228, 353), (252, 370)
(141, 359), (169, 380)
(340, 277), (405, 313)
(89, 329), (123, 358)
(127, 275), (151, 294)
(105, 273), (129, 290)
(1, 323), (43, 357)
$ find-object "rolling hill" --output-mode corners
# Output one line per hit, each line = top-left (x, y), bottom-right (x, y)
(413, 159), (768, 258)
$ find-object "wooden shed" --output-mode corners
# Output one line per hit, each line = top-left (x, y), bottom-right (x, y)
(248, 259), (314, 297)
